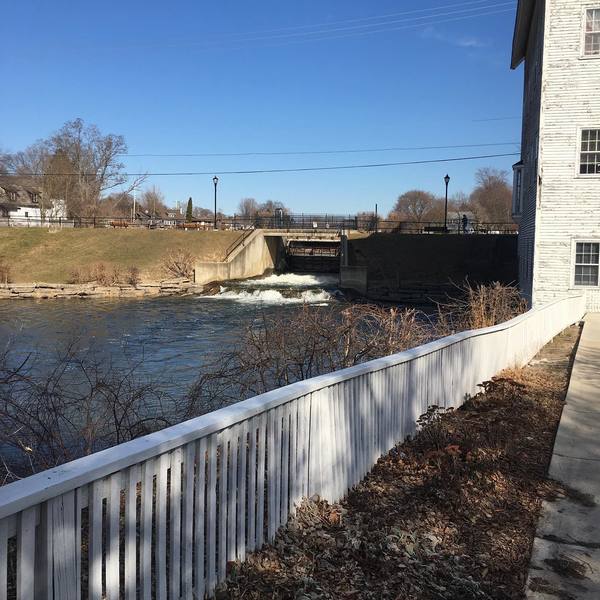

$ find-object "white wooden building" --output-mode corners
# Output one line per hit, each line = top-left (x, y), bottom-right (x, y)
(511, 0), (600, 310)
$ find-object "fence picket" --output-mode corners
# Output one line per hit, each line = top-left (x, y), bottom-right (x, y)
(236, 420), (248, 562)
(89, 479), (104, 600)
(50, 492), (78, 600)
(182, 443), (195, 600)
(156, 454), (169, 600)
(140, 460), (154, 600)
(206, 434), (217, 595)
(17, 507), (36, 600)
(0, 519), (7, 600)
(170, 448), (183, 600)
(255, 414), (266, 550)
(194, 437), (207, 600)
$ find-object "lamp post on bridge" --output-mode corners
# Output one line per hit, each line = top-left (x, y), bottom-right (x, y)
(212, 176), (219, 230)
(443, 174), (450, 232)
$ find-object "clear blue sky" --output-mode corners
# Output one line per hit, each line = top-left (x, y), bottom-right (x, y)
(0, 0), (522, 216)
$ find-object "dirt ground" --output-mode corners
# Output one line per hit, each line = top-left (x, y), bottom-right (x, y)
(219, 324), (581, 600)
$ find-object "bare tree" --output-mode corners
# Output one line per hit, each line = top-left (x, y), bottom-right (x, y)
(257, 200), (288, 215)
(390, 190), (437, 222)
(0, 342), (193, 481)
(468, 168), (513, 223)
(141, 185), (167, 217)
(237, 197), (259, 217)
(2, 119), (145, 217)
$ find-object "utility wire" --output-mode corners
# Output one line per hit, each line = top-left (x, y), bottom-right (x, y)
(121, 142), (520, 158)
(202, 2), (516, 42)
(199, 0), (510, 40)
(115, 3), (516, 52)
(1, 152), (520, 178)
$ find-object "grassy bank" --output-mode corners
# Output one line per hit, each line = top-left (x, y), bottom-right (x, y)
(0, 228), (241, 283)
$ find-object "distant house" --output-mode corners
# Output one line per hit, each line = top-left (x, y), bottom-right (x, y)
(162, 206), (185, 227)
(0, 184), (67, 225)
(511, 1), (600, 310)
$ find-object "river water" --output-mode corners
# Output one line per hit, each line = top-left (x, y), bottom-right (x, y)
(0, 273), (340, 396)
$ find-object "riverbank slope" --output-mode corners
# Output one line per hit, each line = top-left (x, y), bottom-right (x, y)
(0, 228), (241, 283)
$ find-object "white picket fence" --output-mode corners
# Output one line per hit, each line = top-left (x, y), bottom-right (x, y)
(0, 294), (585, 600)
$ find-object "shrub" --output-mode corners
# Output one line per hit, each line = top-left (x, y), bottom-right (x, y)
(188, 304), (431, 413)
(0, 258), (12, 285)
(435, 281), (527, 336)
(0, 343), (195, 481)
(68, 263), (126, 285)
(126, 266), (141, 287)
(162, 248), (195, 279)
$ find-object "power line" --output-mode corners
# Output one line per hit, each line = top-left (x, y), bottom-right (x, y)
(0, 152), (520, 178)
(121, 142), (521, 158)
(473, 116), (521, 122)
(200, 0), (510, 40)
(203, 2), (516, 43)
(202, 7), (516, 51)
(111, 3), (516, 52)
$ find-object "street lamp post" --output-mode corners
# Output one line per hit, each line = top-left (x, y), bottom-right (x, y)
(212, 176), (219, 230)
(443, 174), (450, 232)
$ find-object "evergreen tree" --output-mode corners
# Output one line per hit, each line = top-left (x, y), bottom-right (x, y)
(186, 197), (193, 222)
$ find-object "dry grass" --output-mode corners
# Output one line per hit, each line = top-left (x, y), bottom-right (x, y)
(0, 228), (241, 283)
(435, 281), (528, 334)
(220, 325), (581, 600)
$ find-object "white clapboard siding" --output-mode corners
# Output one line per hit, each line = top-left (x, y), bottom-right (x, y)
(0, 295), (585, 599)
(515, 0), (600, 310)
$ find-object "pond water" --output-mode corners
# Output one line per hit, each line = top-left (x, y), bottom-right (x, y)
(0, 273), (340, 397)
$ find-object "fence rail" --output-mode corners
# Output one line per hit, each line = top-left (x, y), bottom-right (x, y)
(0, 213), (518, 234)
(0, 294), (584, 599)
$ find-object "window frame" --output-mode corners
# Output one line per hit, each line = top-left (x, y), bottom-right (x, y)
(578, 127), (600, 177)
(512, 163), (524, 216)
(582, 6), (600, 58)
(572, 240), (600, 288)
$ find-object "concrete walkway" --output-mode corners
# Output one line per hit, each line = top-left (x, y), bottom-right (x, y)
(527, 313), (600, 599)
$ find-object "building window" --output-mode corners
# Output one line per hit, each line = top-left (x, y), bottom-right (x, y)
(585, 9), (600, 56)
(575, 242), (600, 286)
(8, 191), (17, 202)
(512, 163), (523, 215)
(580, 129), (600, 174)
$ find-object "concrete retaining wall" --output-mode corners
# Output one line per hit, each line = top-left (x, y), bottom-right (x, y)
(194, 231), (283, 285)
(339, 266), (368, 295)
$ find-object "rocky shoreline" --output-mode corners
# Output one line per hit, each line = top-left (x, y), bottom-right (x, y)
(0, 278), (205, 299)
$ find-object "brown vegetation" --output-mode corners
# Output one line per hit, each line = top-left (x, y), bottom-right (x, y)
(189, 305), (432, 413)
(435, 281), (528, 335)
(220, 325), (580, 599)
(0, 343), (195, 482)
(190, 282), (526, 413)
(161, 247), (196, 279)
(0, 258), (11, 285)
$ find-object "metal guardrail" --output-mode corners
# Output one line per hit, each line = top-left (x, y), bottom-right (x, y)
(223, 228), (254, 260)
(0, 294), (584, 599)
(0, 214), (518, 234)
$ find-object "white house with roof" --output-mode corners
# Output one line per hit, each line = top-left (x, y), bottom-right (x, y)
(0, 184), (67, 225)
(511, 0), (600, 310)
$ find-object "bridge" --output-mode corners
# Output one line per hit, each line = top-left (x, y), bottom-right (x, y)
(0, 295), (585, 599)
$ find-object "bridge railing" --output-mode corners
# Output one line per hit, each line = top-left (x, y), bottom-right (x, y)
(0, 295), (584, 599)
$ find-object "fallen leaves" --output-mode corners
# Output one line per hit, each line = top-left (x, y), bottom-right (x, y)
(219, 326), (580, 600)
